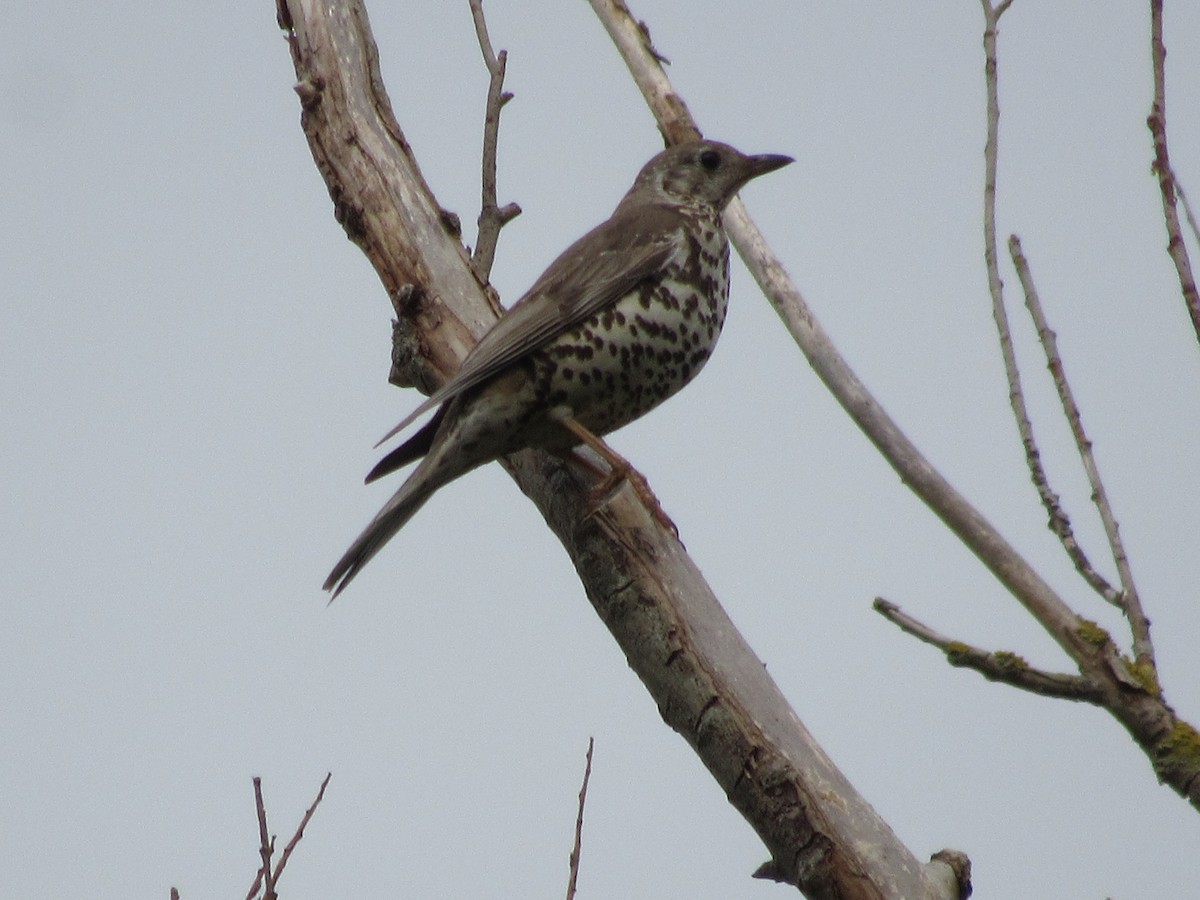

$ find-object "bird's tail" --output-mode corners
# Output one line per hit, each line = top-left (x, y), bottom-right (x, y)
(323, 436), (480, 598)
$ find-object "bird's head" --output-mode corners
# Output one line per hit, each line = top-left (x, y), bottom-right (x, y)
(627, 140), (792, 212)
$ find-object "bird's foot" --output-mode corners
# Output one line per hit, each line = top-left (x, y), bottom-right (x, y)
(584, 455), (679, 538)
(557, 416), (679, 538)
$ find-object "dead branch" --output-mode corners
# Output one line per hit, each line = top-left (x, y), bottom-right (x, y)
(1147, 0), (1200, 346)
(273, 773), (332, 886)
(874, 599), (1106, 703)
(468, 0), (521, 283)
(565, 738), (594, 900)
(244, 774), (330, 900)
(977, 2), (1123, 610)
(248, 777), (275, 900)
(1007, 236), (1153, 665)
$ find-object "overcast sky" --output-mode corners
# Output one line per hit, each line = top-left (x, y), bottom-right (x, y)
(3, 2), (1199, 898)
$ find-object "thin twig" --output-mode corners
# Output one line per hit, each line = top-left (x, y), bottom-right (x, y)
(976, 1), (1077, 596)
(271, 772), (332, 886)
(1003, 238), (1122, 605)
(244, 774), (329, 900)
(469, 0), (521, 283)
(1008, 236), (1155, 669)
(248, 777), (276, 900)
(1147, 0), (1200, 347)
(975, 5), (1138, 642)
(566, 738), (595, 900)
(976, 0), (1099, 595)
(874, 599), (1106, 703)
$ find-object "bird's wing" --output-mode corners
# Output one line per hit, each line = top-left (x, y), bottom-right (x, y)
(375, 202), (685, 446)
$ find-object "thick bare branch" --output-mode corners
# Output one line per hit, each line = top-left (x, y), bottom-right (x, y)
(874, 599), (1106, 703)
(1147, 0), (1200, 347)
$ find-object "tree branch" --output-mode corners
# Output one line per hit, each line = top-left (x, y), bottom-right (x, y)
(1147, 0), (1200, 347)
(244, 774), (330, 900)
(1007, 236), (1153, 666)
(565, 738), (594, 900)
(248, 777), (275, 900)
(272, 772), (332, 887)
(468, 0), (520, 283)
(874, 599), (1106, 703)
(976, 3), (1125, 612)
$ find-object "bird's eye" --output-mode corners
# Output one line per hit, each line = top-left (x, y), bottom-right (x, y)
(699, 149), (721, 171)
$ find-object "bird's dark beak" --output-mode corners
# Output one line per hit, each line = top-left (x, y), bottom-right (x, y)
(745, 153), (794, 180)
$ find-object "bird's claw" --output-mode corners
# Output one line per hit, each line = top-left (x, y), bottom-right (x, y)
(586, 460), (679, 539)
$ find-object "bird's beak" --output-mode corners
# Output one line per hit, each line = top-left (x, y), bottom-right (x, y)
(745, 153), (794, 180)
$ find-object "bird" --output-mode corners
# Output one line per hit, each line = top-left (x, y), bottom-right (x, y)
(324, 139), (792, 596)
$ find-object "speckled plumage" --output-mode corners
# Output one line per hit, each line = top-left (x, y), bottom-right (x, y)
(325, 140), (791, 596)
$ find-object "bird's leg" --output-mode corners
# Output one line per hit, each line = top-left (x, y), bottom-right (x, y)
(557, 417), (678, 537)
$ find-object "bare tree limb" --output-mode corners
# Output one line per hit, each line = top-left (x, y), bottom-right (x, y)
(243, 774), (330, 900)
(874, 599), (1106, 703)
(468, 0), (521, 283)
(1147, 0), (1200, 347)
(272, 772), (332, 887)
(976, 2), (1124, 610)
(1007, 236), (1153, 665)
(565, 738), (594, 900)
(248, 777), (276, 900)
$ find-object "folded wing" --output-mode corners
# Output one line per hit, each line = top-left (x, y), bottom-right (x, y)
(374, 201), (685, 447)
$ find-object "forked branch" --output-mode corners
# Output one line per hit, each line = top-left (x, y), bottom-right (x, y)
(245, 774), (331, 900)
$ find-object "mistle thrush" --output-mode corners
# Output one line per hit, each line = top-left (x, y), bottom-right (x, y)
(325, 139), (791, 595)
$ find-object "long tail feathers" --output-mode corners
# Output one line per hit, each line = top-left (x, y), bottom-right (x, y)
(324, 456), (451, 599)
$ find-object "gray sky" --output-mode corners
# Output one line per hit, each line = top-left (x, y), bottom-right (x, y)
(3, 2), (1199, 897)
